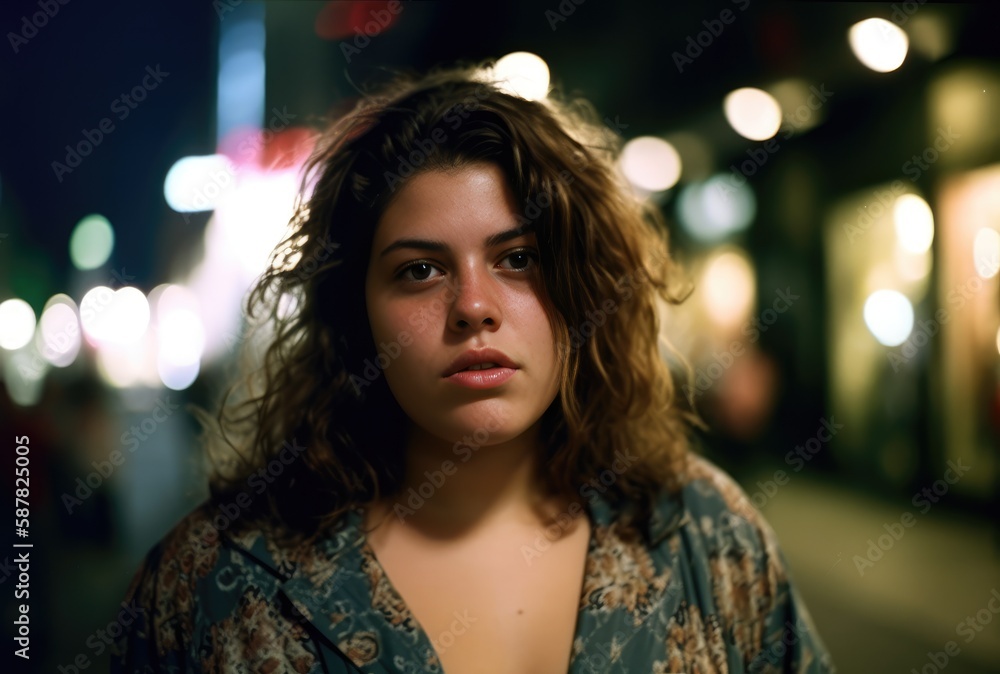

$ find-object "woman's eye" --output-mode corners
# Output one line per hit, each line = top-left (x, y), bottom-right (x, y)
(500, 250), (538, 271)
(399, 262), (442, 282)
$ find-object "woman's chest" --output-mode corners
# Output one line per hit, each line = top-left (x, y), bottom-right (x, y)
(368, 517), (592, 674)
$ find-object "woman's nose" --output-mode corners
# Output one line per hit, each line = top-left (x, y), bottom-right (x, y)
(447, 265), (502, 332)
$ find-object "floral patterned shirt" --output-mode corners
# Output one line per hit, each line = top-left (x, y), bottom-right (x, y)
(111, 454), (835, 673)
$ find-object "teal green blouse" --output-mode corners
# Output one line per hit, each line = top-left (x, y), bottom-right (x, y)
(112, 455), (834, 672)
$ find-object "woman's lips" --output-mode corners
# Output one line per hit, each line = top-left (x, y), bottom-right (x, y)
(444, 367), (517, 389)
(443, 348), (518, 377)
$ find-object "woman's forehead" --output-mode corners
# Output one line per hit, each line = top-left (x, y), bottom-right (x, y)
(373, 164), (522, 239)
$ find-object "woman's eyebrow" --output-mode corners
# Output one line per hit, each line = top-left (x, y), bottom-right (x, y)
(378, 224), (536, 258)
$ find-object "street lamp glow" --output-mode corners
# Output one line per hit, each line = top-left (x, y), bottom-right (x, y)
(620, 136), (682, 192)
(893, 194), (934, 253)
(864, 289), (914, 346)
(849, 18), (909, 73)
(723, 87), (783, 141)
(0, 299), (36, 350)
(491, 52), (550, 101)
(69, 214), (115, 270)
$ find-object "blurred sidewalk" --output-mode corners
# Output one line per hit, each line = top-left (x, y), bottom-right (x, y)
(759, 473), (1000, 673)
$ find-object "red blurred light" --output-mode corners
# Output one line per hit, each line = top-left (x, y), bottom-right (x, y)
(261, 127), (319, 172)
(217, 126), (318, 173)
(315, 1), (401, 41)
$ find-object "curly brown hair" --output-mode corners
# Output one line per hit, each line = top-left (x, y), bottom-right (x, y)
(203, 59), (706, 543)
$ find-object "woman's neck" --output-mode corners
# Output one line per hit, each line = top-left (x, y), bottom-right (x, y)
(369, 421), (570, 539)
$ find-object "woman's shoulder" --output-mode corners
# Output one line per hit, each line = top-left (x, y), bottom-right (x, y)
(665, 453), (835, 672)
(121, 499), (309, 601)
(667, 452), (789, 591)
(677, 451), (773, 532)
(125, 501), (241, 583)
(608, 451), (771, 550)
(113, 500), (323, 670)
(111, 502), (227, 668)
(119, 502), (253, 629)
(122, 501), (226, 600)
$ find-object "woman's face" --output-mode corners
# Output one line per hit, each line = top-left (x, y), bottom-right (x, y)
(364, 161), (562, 447)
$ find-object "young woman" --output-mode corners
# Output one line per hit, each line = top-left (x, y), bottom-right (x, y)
(113, 62), (834, 673)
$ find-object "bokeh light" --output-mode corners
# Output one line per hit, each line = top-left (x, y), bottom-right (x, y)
(848, 18), (909, 73)
(164, 155), (236, 212)
(0, 298), (37, 350)
(973, 227), (1000, 279)
(701, 248), (756, 328)
(723, 87), (783, 141)
(156, 285), (206, 369)
(619, 136), (682, 192)
(314, 0), (402, 40)
(158, 360), (200, 391)
(893, 194), (935, 253)
(69, 214), (115, 270)
(37, 295), (81, 368)
(217, 11), (266, 145)
(894, 246), (932, 284)
(80, 286), (150, 346)
(3, 341), (47, 406)
(907, 13), (953, 61)
(490, 51), (550, 101)
(95, 336), (158, 389)
(213, 170), (299, 277)
(664, 132), (713, 182)
(677, 174), (756, 243)
(863, 289), (914, 346)
(767, 78), (824, 135)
